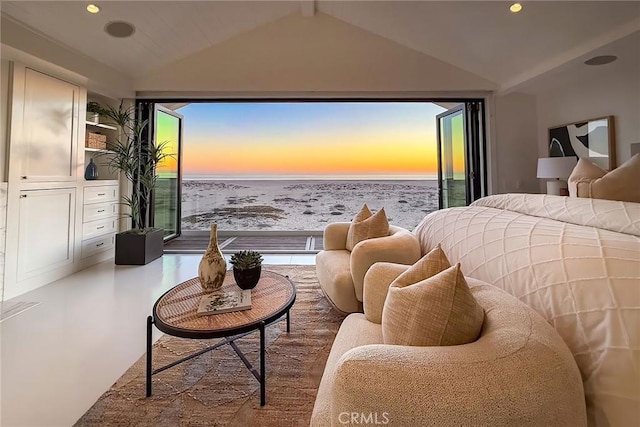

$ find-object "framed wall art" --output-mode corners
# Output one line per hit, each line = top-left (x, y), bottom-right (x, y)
(548, 116), (616, 170)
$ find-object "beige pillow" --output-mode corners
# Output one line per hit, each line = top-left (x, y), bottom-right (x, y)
(382, 263), (484, 346)
(345, 204), (389, 251)
(568, 154), (640, 202)
(391, 244), (451, 288)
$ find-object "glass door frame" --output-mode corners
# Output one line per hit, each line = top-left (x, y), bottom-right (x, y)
(139, 101), (184, 242)
(436, 100), (486, 208)
(436, 104), (466, 208)
(465, 101), (486, 203)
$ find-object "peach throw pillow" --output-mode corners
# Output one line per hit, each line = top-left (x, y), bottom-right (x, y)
(568, 154), (640, 202)
(382, 250), (484, 347)
(390, 244), (451, 288)
(345, 204), (389, 251)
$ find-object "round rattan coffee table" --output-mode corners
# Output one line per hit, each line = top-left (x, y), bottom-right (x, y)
(146, 270), (296, 406)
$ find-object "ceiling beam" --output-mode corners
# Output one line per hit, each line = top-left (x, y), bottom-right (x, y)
(300, 0), (315, 17)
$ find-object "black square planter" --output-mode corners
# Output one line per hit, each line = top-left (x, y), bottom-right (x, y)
(115, 228), (164, 265)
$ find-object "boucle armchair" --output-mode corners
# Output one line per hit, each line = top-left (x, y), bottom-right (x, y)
(315, 223), (421, 313)
(310, 262), (587, 427)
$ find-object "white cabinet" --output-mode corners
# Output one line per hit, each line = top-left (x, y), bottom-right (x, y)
(81, 183), (119, 259)
(17, 68), (79, 182)
(17, 188), (75, 281)
(3, 62), (121, 299)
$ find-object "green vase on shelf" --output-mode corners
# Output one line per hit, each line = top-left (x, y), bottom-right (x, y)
(84, 158), (98, 180)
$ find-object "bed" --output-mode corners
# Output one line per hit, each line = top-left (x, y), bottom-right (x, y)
(413, 194), (640, 427)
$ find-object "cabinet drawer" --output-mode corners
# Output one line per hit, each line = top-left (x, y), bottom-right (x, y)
(83, 202), (118, 223)
(82, 234), (114, 259)
(84, 185), (118, 204)
(82, 218), (117, 240)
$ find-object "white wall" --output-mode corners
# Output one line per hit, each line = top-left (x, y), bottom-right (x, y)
(490, 32), (640, 195)
(0, 183), (6, 301)
(492, 55), (640, 197)
(493, 92), (540, 194)
(137, 13), (495, 94)
(536, 43), (640, 166)
(1, 16), (134, 99)
(1, 61), (9, 298)
(1, 59), (9, 182)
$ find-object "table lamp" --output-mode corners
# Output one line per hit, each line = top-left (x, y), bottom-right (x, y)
(537, 157), (578, 195)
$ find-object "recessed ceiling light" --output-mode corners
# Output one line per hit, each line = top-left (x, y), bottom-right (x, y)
(510, 3), (523, 13)
(105, 21), (136, 38)
(86, 4), (100, 14)
(584, 55), (618, 66)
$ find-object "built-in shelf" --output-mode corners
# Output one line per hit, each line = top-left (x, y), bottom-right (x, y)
(85, 121), (117, 131)
(84, 147), (114, 153)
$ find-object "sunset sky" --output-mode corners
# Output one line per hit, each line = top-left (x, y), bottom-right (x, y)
(172, 102), (447, 179)
(156, 109), (180, 175)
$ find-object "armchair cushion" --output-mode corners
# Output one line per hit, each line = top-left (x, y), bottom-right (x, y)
(382, 264), (484, 346)
(363, 262), (409, 324)
(349, 226), (421, 302)
(316, 250), (362, 313)
(345, 204), (389, 251)
(322, 222), (350, 251)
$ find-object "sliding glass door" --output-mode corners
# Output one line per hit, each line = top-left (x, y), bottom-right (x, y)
(436, 101), (485, 208)
(152, 105), (183, 240)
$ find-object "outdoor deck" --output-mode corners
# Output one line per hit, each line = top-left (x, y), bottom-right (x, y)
(163, 231), (324, 254)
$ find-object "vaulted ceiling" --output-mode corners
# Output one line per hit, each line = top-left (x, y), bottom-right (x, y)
(1, 0), (639, 94)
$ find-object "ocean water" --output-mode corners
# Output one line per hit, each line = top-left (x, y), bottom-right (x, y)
(181, 179), (442, 232)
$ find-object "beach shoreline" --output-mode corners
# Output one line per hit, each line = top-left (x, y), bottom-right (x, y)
(181, 179), (440, 232)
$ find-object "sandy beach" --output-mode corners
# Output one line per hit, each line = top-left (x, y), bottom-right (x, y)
(181, 179), (439, 232)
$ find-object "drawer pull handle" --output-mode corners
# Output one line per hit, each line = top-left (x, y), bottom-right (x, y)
(21, 176), (27, 180)
(96, 242), (104, 247)
(97, 226), (105, 229)
(97, 209), (105, 213)
(20, 194), (27, 198)
(97, 193), (106, 196)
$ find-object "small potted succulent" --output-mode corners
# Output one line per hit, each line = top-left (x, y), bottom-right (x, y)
(230, 250), (263, 290)
(86, 101), (102, 123)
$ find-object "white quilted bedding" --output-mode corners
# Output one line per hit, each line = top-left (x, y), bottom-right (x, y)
(413, 194), (640, 427)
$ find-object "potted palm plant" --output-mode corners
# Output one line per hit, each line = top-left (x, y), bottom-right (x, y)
(97, 101), (174, 265)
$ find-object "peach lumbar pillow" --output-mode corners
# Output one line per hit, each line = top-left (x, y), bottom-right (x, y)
(345, 204), (389, 251)
(382, 252), (484, 347)
(568, 154), (640, 202)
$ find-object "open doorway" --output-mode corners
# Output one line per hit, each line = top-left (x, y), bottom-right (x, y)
(144, 100), (486, 252)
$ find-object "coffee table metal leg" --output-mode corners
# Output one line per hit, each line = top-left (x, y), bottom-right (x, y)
(146, 315), (153, 397)
(286, 310), (291, 333)
(260, 321), (266, 406)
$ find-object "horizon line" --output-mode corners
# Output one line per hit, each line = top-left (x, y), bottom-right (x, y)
(181, 174), (439, 181)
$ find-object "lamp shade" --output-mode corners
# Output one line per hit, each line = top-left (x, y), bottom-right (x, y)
(537, 157), (578, 179)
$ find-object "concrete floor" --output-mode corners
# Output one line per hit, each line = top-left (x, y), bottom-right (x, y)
(0, 254), (315, 427)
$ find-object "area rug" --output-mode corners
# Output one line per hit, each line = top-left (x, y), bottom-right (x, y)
(75, 265), (345, 427)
